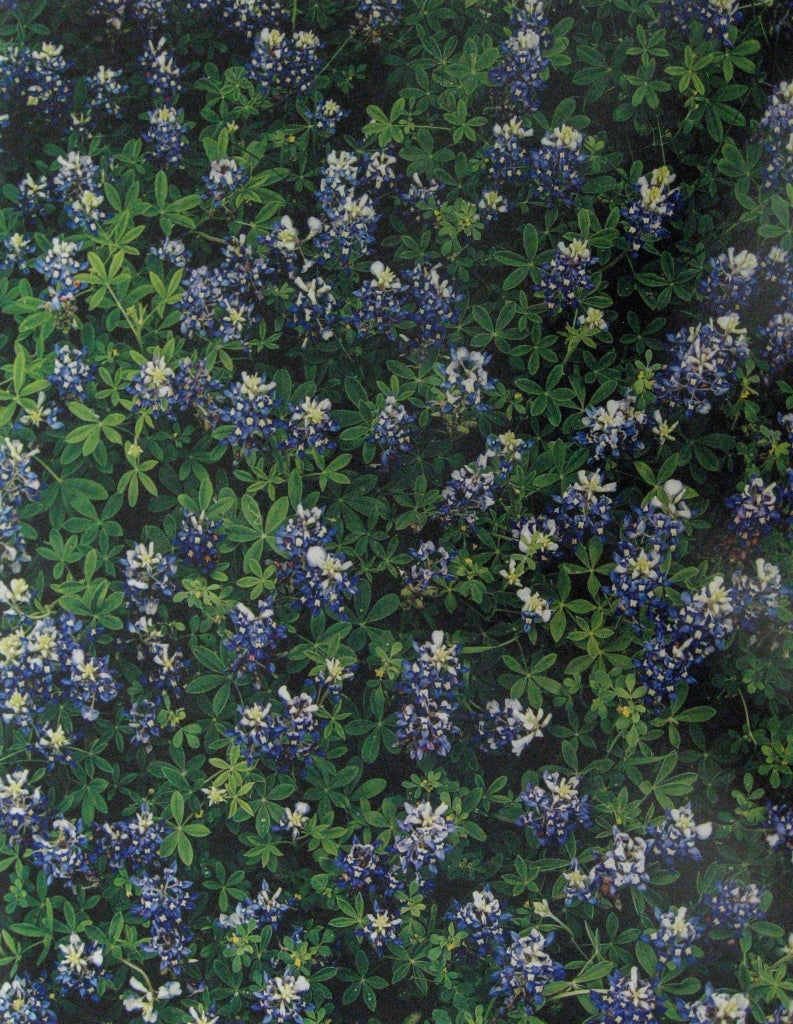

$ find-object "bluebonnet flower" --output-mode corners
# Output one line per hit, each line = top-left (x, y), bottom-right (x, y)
(225, 598), (286, 678)
(249, 27), (322, 99)
(260, 214), (322, 273)
(765, 802), (793, 860)
(699, 248), (758, 314)
(33, 722), (72, 765)
(202, 158), (248, 205)
(678, 987), (750, 1023)
(231, 687), (321, 768)
(607, 540), (666, 617)
(361, 149), (398, 194)
(370, 395), (415, 468)
(517, 514), (560, 563)
(759, 244), (793, 296)
(172, 358), (221, 424)
(284, 396), (339, 457)
(404, 541), (454, 593)
(149, 237), (190, 267)
(347, 261), (405, 337)
(516, 587), (552, 631)
(83, 65), (126, 120)
(120, 541), (177, 615)
(487, 432), (528, 479)
(276, 801), (311, 838)
(399, 631), (467, 699)
(358, 905), (403, 952)
(287, 275), (338, 345)
(32, 816), (92, 888)
(517, 772), (591, 846)
(55, 933), (105, 999)
(174, 510), (224, 572)
(0, 233), (34, 273)
(562, 858), (591, 904)
(646, 804), (713, 864)
(352, 0), (404, 39)
(52, 151), (107, 233)
(0, 976), (57, 1024)
(400, 262), (462, 354)
(577, 394), (646, 462)
(654, 313), (750, 416)
(759, 311), (793, 377)
(770, 1004), (793, 1024)
(551, 469), (617, 546)
(17, 393), (63, 432)
(219, 371), (282, 453)
(314, 179), (378, 268)
(398, 174), (444, 224)
(66, 648), (119, 721)
(21, 42), (73, 117)
(252, 971), (311, 1024)
(35, 238), (88, 311)
(128, 356), (179, 416)
(395, 695), (458, 760)
(124, 697), (162, 748)
(437, 453), (498, 528)
(623, 479), (692, 554)
(178, 265), (224, 339)
(219, 0), (289, 38)
(586, 827), (649, 901)
(478, 188), (510, 224)
(591, 968), (662, 1024)
(395, 800), (456, 874)
(529, 125), (588, 206)
(16, 173), (51, 216)
(489, 0), (549, 112)
(644, 906), (702, 968)
(309, 98), (347, 133)
(760, 82), (793, 191)
(131, 862), (196, 973)
(489, 930), (564, 1014)
(660, 0), (742, 48)
(537, 238), (597, 313)
(291, 545), (358, 618)
(49, 345), (96, 400)
(96, 803), (170, 870)
(218, 878), (294, 930)
(622, 165), (680, 252)
(123, 978), (182, 1023)
(275, 504), (334, 558)
(486, 117), (534, 186)
(730, 558), (785, 627)
(448, 887), (510, 953)
(0, 439), (42, 506)
(700, 879), (765, 936)
(439, 346), (496, 414)
(0, 769), (47, 844)
(335, 837), (390, 894)
(143, 106), (189, 166)
(138, 38), (183, 101)
(477, 698), (551, 755)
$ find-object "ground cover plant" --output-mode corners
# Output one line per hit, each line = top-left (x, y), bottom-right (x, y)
(1, 0), (793, 1021)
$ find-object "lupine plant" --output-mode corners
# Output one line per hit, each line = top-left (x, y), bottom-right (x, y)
(1, 1), (793, 1024)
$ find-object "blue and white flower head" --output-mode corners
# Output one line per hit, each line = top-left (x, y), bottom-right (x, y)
(252, 971), (311, 1024)
(56, 932), (105, 999)
(123, 977), (182, 1023)
(478, 698), (551, 754)
(644, 905), (701, 968)
(678, 986), (749, 1024)
(395, 800), (456, 873)
(0, 975), (57, 1024)
(591, 967), (662, 1024)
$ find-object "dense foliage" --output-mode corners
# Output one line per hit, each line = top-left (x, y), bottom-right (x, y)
(1, 0), (793, 1022)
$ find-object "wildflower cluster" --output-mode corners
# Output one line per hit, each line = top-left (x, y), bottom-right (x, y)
(1, 3), (793, 1024)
